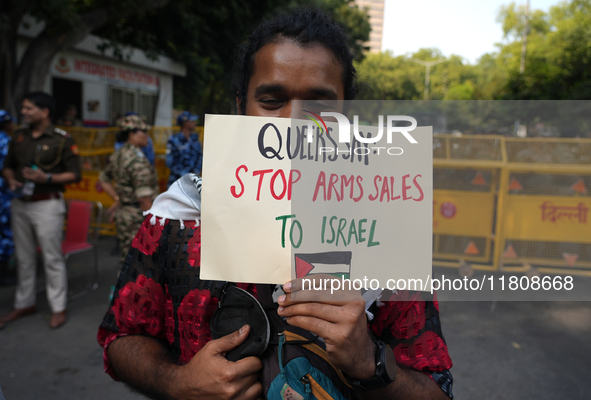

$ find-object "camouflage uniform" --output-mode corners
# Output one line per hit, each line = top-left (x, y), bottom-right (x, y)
(100, 143), (158, 262)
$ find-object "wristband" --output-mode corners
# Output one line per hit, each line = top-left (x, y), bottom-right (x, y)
(344, 338), (397, 393)
(45, 173), (52, 183)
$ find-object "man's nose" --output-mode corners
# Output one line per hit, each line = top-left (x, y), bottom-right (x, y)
(288, 101), (304, 120)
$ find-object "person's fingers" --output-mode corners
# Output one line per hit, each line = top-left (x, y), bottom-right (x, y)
(286, 274), (345, 292)
(227, 364), (263, 391)
(278, 291), (362, 308)
(232, 355), (263, 378)
(21, 168), (36, 177)
(277, 297), (366, 339)
(209, 324), (251, 355)
(204, 326), (263, 379)
(283, 313), (336, 337)
(278, 298), (343, 320)
(279, 303), (365, 331)
(283, 275), (363, 302)
(237, 380), (263, 400)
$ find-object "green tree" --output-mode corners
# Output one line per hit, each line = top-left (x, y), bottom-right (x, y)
(445, 81), (475, 100)
(97, 0), (370, 114)
(0, 0), (171, 116)
(355, 51), (423, 100)
(498, 0), (591, 99)
(1, 0), (369, 117)
(355, 48), (480, 101)
(324, 0), (371, 60)
(470, 53), (509, 100)
(548, 0), (591, 98)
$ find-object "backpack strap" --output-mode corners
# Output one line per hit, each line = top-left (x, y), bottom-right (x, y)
(256, 284), (356, 399)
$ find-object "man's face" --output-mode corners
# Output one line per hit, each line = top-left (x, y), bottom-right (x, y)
(130, 129), (149, 148)
(21, 99), (49, 125)
(184, 120), (196, 131)
(243, 40), (345, 118)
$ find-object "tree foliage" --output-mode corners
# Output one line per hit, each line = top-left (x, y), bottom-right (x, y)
(0, 0), (171, 115)
(0, 0), (369, 117)
(356, 48), (478, 101)
(102, 0), (370, 114)
(355, 0), (591, 101)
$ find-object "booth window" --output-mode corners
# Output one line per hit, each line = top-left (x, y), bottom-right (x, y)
(111, 87), (157, 125)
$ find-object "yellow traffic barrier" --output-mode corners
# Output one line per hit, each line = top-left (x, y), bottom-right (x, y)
(496, 137), (591, 276)
(62, 126), (201, 235)
(432, 135), (504, 270)
(63, 170), (117, 236)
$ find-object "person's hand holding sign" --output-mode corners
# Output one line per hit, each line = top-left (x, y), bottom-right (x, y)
(276, 276), (451, 400)
(276, 275), (377, 381)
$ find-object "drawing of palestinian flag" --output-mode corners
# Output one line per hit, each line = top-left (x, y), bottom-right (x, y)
(294, 252), (352, 279)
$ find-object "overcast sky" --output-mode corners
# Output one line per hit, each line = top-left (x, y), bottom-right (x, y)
(382, 0), (563, 63)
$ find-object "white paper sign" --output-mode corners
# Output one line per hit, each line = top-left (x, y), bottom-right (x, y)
(201, 114), (433, 289)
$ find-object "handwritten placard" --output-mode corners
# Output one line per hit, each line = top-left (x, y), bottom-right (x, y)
(201, 114), (433, 288)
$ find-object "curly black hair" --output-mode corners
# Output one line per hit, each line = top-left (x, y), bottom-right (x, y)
(233, 7), (358, 115)
(23, 92), (56, 119)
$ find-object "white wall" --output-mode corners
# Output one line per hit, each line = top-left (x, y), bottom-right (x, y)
(17, 21), (184, 127)
(154, 74), (173, 126)
(82, 82), (109, 124)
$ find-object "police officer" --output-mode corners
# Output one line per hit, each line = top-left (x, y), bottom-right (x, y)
(115, 112), (156, 166)
(99, 115), (159, 264)
(0, 110), (15, 286)
(0, 92), (81, 329)
(165, 111), (202, 187)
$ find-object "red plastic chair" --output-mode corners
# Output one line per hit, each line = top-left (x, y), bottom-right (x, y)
(62, 200), (103, 299)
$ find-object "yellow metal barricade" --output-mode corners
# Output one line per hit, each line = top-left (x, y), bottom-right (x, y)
(432, 135), (504, 270)
(61, 126), (204, 235)
(496, 138), (591, 276)
(64, 170), (117, 236)
(62, 127), (118, 235)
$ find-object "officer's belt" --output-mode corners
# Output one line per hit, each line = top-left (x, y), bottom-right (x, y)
(21, 192), (62, 202)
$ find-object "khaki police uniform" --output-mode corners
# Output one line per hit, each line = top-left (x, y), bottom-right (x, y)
(3, 124), (81, 313)
(99, 143), (158, 262)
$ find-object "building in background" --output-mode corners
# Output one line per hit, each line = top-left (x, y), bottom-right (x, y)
(17, 16), (186, 127)
(355, 0), (385, 53)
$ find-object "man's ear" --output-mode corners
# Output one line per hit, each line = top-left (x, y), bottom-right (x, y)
(41, 107), (50, 120)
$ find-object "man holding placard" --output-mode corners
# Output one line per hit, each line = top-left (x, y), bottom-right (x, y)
(98, 8), (453, 400)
